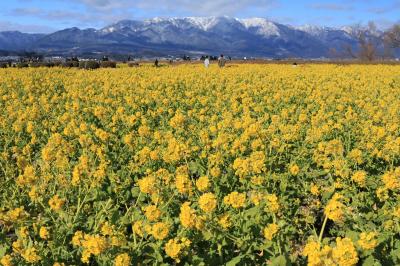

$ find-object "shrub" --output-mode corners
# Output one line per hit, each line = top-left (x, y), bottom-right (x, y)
(62, 62), (80, 68)
(0, 62), (8, 68)
(30, 62), (42, 68)
(16, 62), (29, 68)
(61, 62), (72, 68)
(128, 62), (140, 67)
(79, 61), (100, 70)
(30, 62), (58, 68)
(100, 61), (117, 68)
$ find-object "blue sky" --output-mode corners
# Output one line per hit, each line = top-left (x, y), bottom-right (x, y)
(1, 0), (399, 33)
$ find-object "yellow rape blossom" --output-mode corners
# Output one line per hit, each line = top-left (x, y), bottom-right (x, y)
(48, 195), (65, 212)
(164, 237), (191, 263)
(80, 234), (109, 263)
(352, 171), (367, 187)
(39, 226), (49, 239)
(179, 202), (196, 228)
(132, 221), (145, 237)
(196, 176), (210, 191)
(382, 168), (400, 191)
(332, 237), (358, 266)
(165, 239), (182, 262)
(310, 184), (319, 196)
(265, 194), (280, 213)
(223, 192), (246, 208)
(114, 253), (130, 266)
(143, 205), (162, 222)
(198, 193), (217, 213)
(151, 222), (169, 240)
(138, 176), (156, 194)
(218, 213), (231, 229)
(358, 232), (378, 250)
(324, 194), (345, 222)
(303, 237), (358, 266)
(289, 164), (300, 176)
(21, 247), (41, 263)
(263, 223), (279, 240)
(0, 255), (13, 266)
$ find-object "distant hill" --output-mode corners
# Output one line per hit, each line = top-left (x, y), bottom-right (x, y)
(0, 31), (45, 51)
(0, 16), (390, 58)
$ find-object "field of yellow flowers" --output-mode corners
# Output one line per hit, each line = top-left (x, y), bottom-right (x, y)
(0, 64), (400, 265)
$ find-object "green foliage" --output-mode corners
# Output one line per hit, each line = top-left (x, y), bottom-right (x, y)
(16, 62), (29, 68)
(62, 61), (79, 68)
(100, 61), (117, 68)
(79, 61), (100, 69)
(127, 62), (140, 67)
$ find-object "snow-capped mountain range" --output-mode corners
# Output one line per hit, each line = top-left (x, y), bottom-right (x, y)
(0, 16), (378, 58)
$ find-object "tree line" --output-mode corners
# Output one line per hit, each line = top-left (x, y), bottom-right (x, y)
(331, 22), (400, 61)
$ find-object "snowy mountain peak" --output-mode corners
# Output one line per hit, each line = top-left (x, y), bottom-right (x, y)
(103, 16), (281, 33)
(240, 18), (280, 36)
(185, 17), (236, 31)
(297, 24), (340, 36)
(298, 24), (325, 32)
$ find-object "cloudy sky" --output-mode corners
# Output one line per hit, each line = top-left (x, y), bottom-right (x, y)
(1, 0), (399, 33)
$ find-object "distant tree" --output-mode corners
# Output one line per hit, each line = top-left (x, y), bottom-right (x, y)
(182, 55), (191, 61)
(328, 47), (341, 59)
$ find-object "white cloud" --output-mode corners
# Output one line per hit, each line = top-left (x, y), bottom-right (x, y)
(0, 20), (56, 33)
(309, 3), (354, 11)
(9, 7), (133, 28)
(73, 0), (276, 16)
(5, 0), (277, 31)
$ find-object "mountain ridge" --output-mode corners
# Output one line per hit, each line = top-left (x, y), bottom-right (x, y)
(0, 17), (375, 58)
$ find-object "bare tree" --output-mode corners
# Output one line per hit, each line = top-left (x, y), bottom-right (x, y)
(383, 34), (395, 59)
(344, 22), (380, 61)
(343, 44), (358, 59)
(385, 24), (400, 48)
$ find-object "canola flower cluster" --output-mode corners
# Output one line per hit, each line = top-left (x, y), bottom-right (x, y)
(0, 64), (399, 265)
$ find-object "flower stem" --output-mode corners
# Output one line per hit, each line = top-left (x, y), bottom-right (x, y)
(319, 215), (328, 243)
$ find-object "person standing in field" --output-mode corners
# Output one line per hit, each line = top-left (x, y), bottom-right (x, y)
(218, 54), (226, 68)
(204, 56), (210, 68)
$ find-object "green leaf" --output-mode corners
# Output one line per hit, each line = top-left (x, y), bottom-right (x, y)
(226, 255), (246, 266)
(362, 256), (381, 266)
(131, 187), (140, 197)
(259, 242), (272, 250)
(322, 190), (334, 201)
(270, 255), (291, 266)
(0, 245), (7, 257)
(345, 230), (359, 242)
(243, 206), (259, 218)
(202, 231), (213, 241)
(280, 179), (288, 192)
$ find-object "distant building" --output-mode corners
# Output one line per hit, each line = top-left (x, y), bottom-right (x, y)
(0, 56), (20, 62)
(44, 56), (66, 63)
